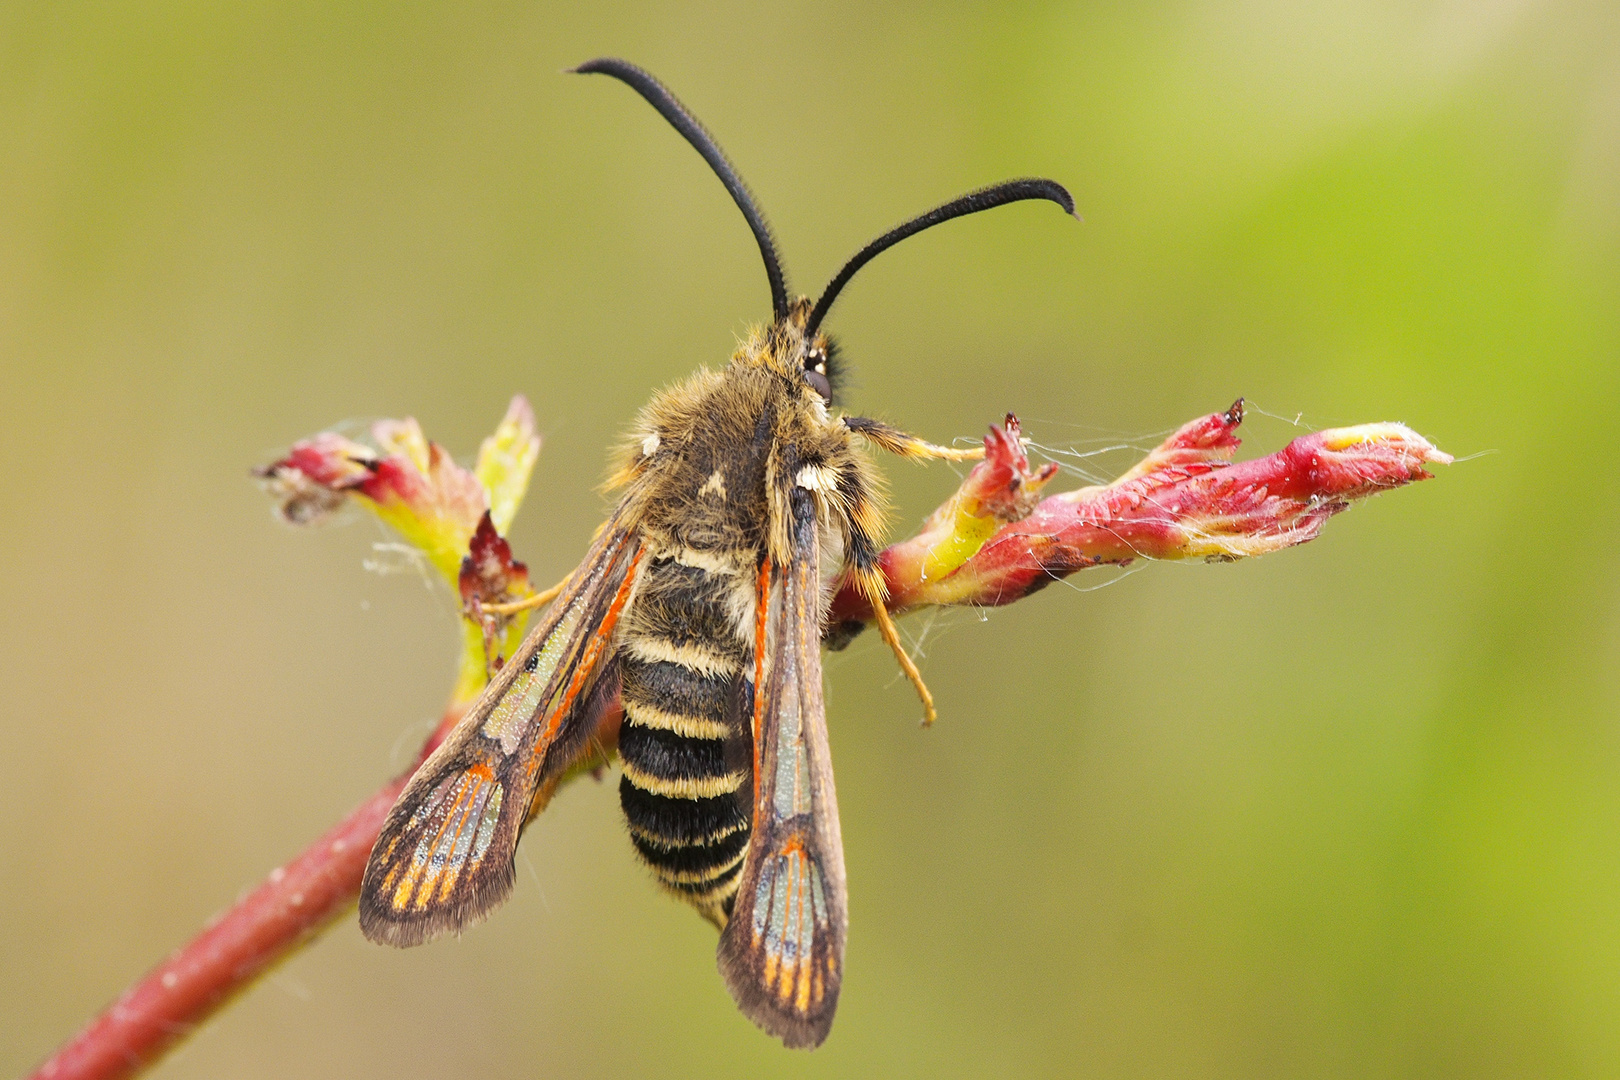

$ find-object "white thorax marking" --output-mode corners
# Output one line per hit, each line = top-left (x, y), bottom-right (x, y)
(794, 464), (838, 492)
(698, 468), (727, 498)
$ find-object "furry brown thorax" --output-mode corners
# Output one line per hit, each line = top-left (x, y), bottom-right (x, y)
(608, 298), (884, 591)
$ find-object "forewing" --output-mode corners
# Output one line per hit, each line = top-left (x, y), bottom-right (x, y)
(359, 522), (642, 947)
(718, 487), (847, 1048)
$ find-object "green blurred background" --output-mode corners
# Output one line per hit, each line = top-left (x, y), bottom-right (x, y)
(2, 2), (1616, 1077)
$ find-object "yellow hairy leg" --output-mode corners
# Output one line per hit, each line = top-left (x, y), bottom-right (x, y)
(480, 579), (566, 615)
(866, 587), (938, 727)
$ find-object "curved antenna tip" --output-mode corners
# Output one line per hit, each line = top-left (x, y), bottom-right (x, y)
(806, 177), (1079, 336)
(569, 58), (627, 76)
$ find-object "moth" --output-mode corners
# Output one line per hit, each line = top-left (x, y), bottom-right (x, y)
(358, 57), (1073, 1048)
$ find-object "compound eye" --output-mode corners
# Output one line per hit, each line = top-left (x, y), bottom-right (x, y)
(804, 349), (832, 402)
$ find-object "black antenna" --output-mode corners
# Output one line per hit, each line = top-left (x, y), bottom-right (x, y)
(571, 58), (790, 322)
(806, 178), (1076, 337)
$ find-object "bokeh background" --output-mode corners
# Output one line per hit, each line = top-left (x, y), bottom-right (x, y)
(2, 2), (1617, 1077)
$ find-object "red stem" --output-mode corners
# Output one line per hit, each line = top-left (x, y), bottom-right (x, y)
(30, 707), (465, 1080)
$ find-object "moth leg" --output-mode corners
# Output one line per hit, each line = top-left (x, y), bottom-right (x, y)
(867, 590), (939, 727)
(839, 475), (940, 727)
(843, 416), (984, 462)
(478, 578), (566, 615)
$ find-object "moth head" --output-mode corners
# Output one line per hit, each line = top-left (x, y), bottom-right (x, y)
(775, 295), (838, 404)
(803, 340), (833, 403)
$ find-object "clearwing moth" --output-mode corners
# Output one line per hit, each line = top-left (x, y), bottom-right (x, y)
(358, 57), (1074, 1049)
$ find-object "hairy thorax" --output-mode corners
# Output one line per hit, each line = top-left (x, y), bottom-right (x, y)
(613, 325), (871, 561)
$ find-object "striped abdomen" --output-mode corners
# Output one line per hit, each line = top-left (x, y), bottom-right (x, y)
(617, 553), (755, 925)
